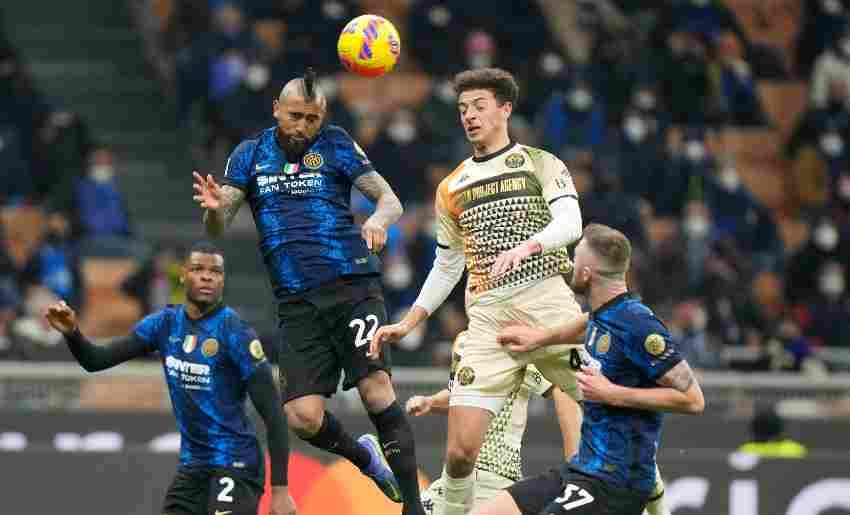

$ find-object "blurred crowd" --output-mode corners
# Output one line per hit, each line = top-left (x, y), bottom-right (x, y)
(0, 16), (163, 359)
(2, 1), (850, 372)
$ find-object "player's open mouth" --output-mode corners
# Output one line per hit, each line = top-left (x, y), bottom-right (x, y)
(467, 126), (480, 135)
(198, 288), (214, 295)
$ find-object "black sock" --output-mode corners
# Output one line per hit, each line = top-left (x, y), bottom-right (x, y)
(304, 411), (371, 470)
(369, 402), (425, 515)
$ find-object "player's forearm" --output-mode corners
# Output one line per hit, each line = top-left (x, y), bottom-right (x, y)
(552, 387), (581, 460)
(608, 383), (705, 415)
(539, 313), (589, 348)
(355, 171), (403, 229)
(248, 366), (290, 486)
(63, 329), (149, 372)
(202, 185), (245, 238)
(427, 389), (451, 413)
(530, 197), (582, 253)
(412, 246), (465, 316)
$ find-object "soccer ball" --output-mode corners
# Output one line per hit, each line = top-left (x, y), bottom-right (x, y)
(337, 14), (401, 77)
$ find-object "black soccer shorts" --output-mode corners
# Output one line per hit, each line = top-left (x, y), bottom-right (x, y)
(506, 465), (647, 515)
(162, 467), (262, 515)
(277, 276), (392, 402)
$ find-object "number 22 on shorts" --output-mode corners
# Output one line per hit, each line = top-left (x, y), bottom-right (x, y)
(350, 314), (379, 348)
(554, 483), (594, 511)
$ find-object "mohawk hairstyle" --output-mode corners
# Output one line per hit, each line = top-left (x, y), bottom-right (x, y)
(303, 67), (317, 100)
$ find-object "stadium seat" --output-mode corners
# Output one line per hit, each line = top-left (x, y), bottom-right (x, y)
(79, 257), (142, 338)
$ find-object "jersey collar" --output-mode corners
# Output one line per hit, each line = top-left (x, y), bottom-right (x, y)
(591, 291), (636, 318)
(471, 140), (516, 163)
(184, 301), (226, 322)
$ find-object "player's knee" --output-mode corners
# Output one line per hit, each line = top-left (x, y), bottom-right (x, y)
(445, 445), (477, 477)
(284, 402), (324, 437)
(358, 370), (395, 411)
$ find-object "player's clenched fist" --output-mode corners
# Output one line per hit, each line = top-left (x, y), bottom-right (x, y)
(405, 395), (433, 417)
(43, 300), (78, 335)
(361, 219), (388, 253)
(192, 171), (223, 210)
(497, 322), (547, 353)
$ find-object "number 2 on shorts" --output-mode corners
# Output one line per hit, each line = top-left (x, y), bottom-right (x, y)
(217, 476), (235, 502)
(554, 483), (595, 510)
(350, 314), (379, 348)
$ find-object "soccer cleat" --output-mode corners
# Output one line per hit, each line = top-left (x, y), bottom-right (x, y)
(357, 433), (402, 503)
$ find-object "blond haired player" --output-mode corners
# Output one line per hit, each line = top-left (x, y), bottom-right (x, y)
(372, 68), (585, 515)
(408, 332), (578, 514)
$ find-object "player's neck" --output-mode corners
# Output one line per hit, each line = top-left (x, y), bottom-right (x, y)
(472, 132), (511, 159)
(589, 281), (628, 312)
(186, 300), (222, 320)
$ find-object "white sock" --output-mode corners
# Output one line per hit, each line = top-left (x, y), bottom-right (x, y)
(436, 470), (474, 515)
(645, 474), (670, 515)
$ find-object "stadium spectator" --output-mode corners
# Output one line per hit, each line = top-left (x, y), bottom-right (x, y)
(785, 215), (849, 304)
(796, 0), (849, 77)
(604, 106), (669, 202)
(738, 405), (808, 457)
(655, 30), (712, 125)
(407, 1), (467, 77)
(712, 31), (768, 126)
(799, 261), (850, 347)
(653, 126), (713, 218)
(811, 27), (850, 110)
(536, 75), (606, 158)
(364, 110), (430, 205)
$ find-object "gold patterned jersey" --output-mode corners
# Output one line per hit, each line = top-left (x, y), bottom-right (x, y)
(436, 143), (578, 303)
(449, 333), (552, 481)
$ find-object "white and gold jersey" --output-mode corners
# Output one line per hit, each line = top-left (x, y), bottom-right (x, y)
(436, 143), (578, 304)
(449, 333), (552, 481)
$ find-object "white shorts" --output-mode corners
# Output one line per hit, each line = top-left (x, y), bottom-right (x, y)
(420, 469), (515, 514)
(451, 276), (584, 414)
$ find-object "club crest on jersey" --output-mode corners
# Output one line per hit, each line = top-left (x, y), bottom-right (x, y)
(182, 335), (197, 354)
(202, 338), (219, 357)
(249, 339), (266, 360)
(596, 333), (611, 354)
(457, 366), (475, 386)
(644, 334), (666, 356)
(505, 153), (525, 169)
(303, 152), (324, 170)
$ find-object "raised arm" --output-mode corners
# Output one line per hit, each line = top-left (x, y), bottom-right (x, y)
(44, 301), (151, 372)
(193, 172), (246, 238)
(354, 171), (403, 252)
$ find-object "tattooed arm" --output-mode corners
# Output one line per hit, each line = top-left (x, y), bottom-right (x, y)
(193, 172), (246, 238)
(353, 171), (403, 253)
(576, 361), (705, 415)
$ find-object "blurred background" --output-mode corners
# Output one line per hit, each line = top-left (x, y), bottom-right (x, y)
(1, 0), (850, 514)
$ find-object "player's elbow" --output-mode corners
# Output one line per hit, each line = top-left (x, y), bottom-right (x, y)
(683, 389), (705, 415)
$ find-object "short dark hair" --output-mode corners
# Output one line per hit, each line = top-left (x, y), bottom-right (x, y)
(453, 68), (519, 105)
(185, 240), (224, 261)
(582, 224), (631, 274)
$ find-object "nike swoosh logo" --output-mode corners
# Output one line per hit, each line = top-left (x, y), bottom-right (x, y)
(382, 440), (398, 449)
(255, 164), (271, 170)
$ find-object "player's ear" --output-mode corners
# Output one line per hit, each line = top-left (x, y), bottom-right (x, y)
(272, 98), (280, 118)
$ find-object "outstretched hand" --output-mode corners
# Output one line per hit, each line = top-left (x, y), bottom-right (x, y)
(43, 300), (78, 335)
(192, 171), (223, 210)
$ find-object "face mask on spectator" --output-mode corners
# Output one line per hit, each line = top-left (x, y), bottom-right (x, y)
(568, 88), (593, 111)
(820, 132), (844, 156)
(436, 79), (456, 104)
(428, 5), (451, 27)
(245, 64), (269, 91)
(623, 116), (648, 143)
(89, 165), (115, 183)
(684, 141), (706, 162)
(388, 120), (417, 144)
(814, 222), (840, 251)
(540, 52), (565, 77)
(820, 270), (846, 298)
(719, 167), (740, 191)
(321, 0), (346, 20)
(684, 215), (710, 239)
(635, 90), (657, 111)
(823, 0), (843, 15)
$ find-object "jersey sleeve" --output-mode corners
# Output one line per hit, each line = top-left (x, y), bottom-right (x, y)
(227, 324), (271, 381)
(222, 140), (257, 191)
(435, 182), (463, 250)
(132, 311), (166, 354)
(531, 150), (578, 205)
(522, 365), (553, 397)
(622, 316), (683, 382)
(332, 128), (376, 182)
